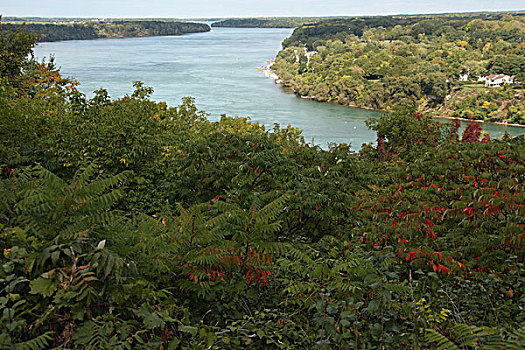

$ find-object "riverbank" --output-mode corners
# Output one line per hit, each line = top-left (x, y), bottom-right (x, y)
(262, 65), (525, 128)
(430, 114), (525, 128)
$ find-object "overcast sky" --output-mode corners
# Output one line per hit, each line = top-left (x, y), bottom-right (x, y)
(1, 0), (523, 18)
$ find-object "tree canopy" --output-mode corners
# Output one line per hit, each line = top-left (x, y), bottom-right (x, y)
(271, 12), (525, 124)
(0, 20), (210, 42)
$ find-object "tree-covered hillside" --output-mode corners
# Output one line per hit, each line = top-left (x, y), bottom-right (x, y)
(1, 21), (524, 349)
(281, 13), (524, 49)
(212, 17), (332, 28)
(0, 20), (210, 42)
(271, 12), (525, 124)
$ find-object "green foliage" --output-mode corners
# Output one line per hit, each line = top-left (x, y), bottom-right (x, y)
(365, 105), (443, 158)
(1, 20), (210, 42)
(443, 86), (524, 125)
(1, 20), (523, 349)
(488, 55), (525, 81)
(425, 323), (525, 349)
(0, 20), (38, 88)
(271, 12), (525, 122)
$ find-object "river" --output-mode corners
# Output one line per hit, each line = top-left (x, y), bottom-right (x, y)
(34, 27), (523, 149)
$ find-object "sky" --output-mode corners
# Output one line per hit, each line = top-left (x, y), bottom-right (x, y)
(1, 0), (524, 19)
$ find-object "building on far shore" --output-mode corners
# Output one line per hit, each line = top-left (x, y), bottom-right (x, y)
(305, 49), (318, 64)
(478, 74), (515, 87)
(294, 48), (318, 64)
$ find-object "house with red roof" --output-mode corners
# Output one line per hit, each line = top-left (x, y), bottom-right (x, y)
(481, 74), (515, 87)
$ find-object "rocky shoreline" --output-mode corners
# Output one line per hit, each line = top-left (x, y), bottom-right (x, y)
(261, 60), (281, 82)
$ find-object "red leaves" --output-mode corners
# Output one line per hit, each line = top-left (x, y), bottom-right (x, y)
(217, 272), (225, 281)
(463, 207), (473, 216)
(377, 137), (392, 160)
(397, 237), (408, 244)
(462, 122), (482, 143)
(433, 206), (443, 213)
(245, 269), (272, 286)
(484, 205), (501, 217)
(424, 219), (435, 227)
(404, 248), (453, 275)
(424, 226), (437, 240)
(429, 261), (450, 274)
(439, 265), (450, 274)
(209, 195), (220, 205)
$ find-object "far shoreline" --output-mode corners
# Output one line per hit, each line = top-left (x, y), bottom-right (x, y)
(1, 21), (211, 43)
(34, 30), (210, 44)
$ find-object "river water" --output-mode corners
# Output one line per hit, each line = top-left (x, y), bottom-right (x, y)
(34, 27), (523, 149)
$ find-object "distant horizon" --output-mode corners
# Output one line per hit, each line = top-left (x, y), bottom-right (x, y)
(2, 9), (525, 21)
(1, 0), (523, 19)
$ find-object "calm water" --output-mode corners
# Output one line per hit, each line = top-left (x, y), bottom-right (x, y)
(34, 27), (523, 149)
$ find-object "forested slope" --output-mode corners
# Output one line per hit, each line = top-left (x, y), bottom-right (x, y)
(212, 17), (329, 28)
(271, 12), (525, 124)
(0, 20), (210, 42)
(0, 21), (524, 349)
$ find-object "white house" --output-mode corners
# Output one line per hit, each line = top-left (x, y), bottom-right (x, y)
(484, 74), (515, 87)
(459, 74), (469, 81)
(302, 48), (318, 64)
(294, 48), (318, 64)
